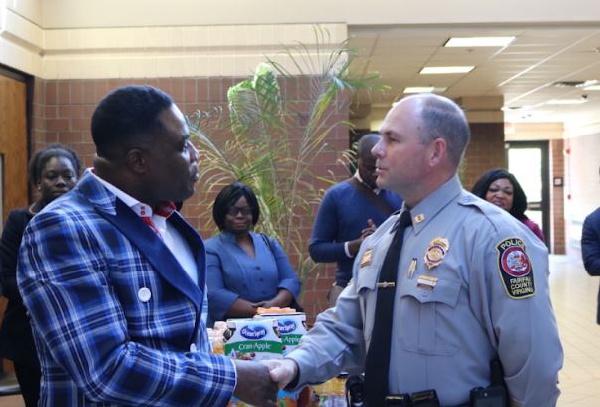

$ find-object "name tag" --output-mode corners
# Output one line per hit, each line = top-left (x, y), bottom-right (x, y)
(417, 275), (438, 290)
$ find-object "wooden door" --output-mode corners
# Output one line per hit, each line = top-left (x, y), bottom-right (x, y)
(0, 74), (28, 226)
(0, 71), (29, 375)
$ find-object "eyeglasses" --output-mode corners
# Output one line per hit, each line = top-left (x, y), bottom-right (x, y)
(227, 206), (252, 216)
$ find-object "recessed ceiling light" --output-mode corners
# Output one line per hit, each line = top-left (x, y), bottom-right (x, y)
(545, 98), (588, 105)
(444, 36), (516, 47)
(420, 66), (474, 74)
(403, 87), (435, 93)
(403, 86), (447, 93)
(584, 84), (600, 91)
(554, 80), (600, 88)
(578, 80), (598, 88)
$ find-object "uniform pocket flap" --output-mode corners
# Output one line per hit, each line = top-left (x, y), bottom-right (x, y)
(399, 276), (462, 308)
(355, 264), (380, 292)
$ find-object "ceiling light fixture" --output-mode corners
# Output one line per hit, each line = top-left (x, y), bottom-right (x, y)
(545, 97), (588, 105)
(404, 86), (447, 94)
(420, 66), (474, 74)
(403, 86), (447, 93)
(553, 80), (598, 88)
(581, 80), (600, 90)
(403, 87), (435, 93)
(578, 80), (599, 88)
(444, 36), (516, 47)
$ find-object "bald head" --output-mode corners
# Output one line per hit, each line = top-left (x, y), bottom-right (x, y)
(373, 94), (471, 206)
(399, 94), (471, 168)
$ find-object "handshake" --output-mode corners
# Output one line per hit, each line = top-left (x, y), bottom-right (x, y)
(232, 358), (299, 406)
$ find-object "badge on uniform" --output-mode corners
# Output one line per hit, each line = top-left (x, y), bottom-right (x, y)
(424, 237), (449, 269)
(496, 237), (535, 299)
(360, 248), (373, 268)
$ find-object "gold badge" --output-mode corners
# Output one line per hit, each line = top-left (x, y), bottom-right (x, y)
(424, 237), (449, 269)
(414, 213), (425, 224)
(360, 249), (373, 267)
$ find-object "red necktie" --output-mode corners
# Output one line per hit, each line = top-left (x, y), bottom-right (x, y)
(139, 201), (176, 236)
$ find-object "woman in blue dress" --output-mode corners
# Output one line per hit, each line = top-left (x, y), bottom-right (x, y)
(204, 182), (301, 327)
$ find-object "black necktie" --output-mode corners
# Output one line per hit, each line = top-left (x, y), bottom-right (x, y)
(364, 210), (412, 407)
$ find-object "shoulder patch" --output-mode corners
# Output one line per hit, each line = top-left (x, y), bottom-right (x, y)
(496, 238), (535, 299)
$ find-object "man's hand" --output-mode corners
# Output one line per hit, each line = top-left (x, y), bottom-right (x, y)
(361, 218), (377, 239)
(233, 360), (279, 406)
(348, 219), (377, 257)
(262, 358), (299, 389)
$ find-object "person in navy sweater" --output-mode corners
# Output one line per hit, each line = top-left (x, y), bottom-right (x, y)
(309, 133), (403, 306)
(582, 203), (600, 324)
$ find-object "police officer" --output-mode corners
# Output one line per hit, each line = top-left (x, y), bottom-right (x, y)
(264, 94), (563, 406)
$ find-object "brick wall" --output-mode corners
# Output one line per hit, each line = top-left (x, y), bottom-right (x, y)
(462, 122), (506, 190)
(550, 139), (566, 254)
(31, 76), (349, 322)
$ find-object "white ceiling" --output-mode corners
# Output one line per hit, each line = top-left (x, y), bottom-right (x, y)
(348, 24), (600, 129)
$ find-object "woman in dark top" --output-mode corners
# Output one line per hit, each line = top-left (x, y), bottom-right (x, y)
(0, 144), (81, 407)
(471, 168), (545, 242)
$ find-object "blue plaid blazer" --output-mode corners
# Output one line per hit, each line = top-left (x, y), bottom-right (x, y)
(17, 172), (236, 406)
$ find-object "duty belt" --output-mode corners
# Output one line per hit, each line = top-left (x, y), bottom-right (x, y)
(384, 390), (440, 406)
(384, 394), (469, 407)
(382, 386), (506, 407)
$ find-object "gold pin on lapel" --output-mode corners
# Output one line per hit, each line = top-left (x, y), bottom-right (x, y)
(360, 249), (373, 268)
(408, 258), (417, 279)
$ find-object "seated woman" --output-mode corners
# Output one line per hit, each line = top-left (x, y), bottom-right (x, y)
(204, 182), (301, 326)
(471, 168), (545, 242)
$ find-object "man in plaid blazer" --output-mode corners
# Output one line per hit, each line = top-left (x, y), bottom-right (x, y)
(17, 85), (277, 406)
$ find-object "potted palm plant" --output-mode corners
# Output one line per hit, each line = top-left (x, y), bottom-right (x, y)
(188, 27), (386, 314)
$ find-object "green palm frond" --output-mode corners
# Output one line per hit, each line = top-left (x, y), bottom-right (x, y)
(189, 25), (385, 298)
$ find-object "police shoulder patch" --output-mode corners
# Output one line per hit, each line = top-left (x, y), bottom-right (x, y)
(496, 238), (535, 299)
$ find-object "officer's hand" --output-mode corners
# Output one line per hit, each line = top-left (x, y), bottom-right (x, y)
(262, 358), (299, 388)
(233, 360), (279, 406)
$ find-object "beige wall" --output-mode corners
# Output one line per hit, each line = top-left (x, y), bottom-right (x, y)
(4, 0), (600, 83)
(0, 0), (43, 75)
(505, 123), (564, 141)
(564, 132), (600, 256)
(40, 0), (600, 28)
(1, 15), (347, 80)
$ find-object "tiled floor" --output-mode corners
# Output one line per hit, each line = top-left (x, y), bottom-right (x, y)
(0, 255), (598, 407)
